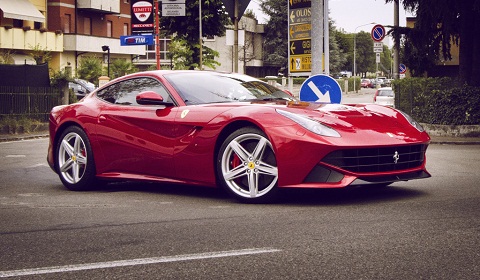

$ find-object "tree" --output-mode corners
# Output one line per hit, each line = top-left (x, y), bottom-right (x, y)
(243, 9), (257, 20)
(77, 56), (103, 85)
(110, 59), (137, 79)
(386, 0), (480, 85)
(333, 29), (354, 73)
(327, 20), (347, 74)
(0, 49), (15, 64)
(167, 38), (193, 70)
(160, 0), (230, 69)
(28, 44), (52, 65)
(355, 32), (376, 76)
(50, 68), (73, 105)
(261, 0), (288, 68)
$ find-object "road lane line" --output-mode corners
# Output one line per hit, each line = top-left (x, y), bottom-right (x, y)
(0, 247), (281, 278)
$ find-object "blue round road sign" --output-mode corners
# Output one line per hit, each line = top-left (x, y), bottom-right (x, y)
(399, 63), (407, 74)
(371, 24), (386, 42)
(299, 75), (342, 103)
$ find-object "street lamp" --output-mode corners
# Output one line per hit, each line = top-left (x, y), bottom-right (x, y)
(353, 22), (376, 92)
(102, 45), (110, 77)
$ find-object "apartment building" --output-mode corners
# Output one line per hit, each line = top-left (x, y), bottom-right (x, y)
(134, 16), (266, 76)
(1, 0), (269, 78)
(0, 0), (62, 65)
(1, 0), (145, 75)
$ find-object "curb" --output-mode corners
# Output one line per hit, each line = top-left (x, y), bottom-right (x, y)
(0, 134), (49, 142)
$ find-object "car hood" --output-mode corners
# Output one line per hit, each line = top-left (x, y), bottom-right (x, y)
(284, 102), (397, 127)
(279, 101), (429, 144)
(195, 100), (428, 144)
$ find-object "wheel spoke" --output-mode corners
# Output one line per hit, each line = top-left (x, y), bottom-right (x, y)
(229, 140), (250, 162)
(224, 164), (248, 181)
(257, 161), (278, 177)
(72, 162), (80, 183)
(76, 154), (87, 165)
(252, 137), (267, 160)
(74, 135), (83, 154)
(61, 139), (74, 157)
(247, 170), (259, 197)
(60, 158), (74, 173)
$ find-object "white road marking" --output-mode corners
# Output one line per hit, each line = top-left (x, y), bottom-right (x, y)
(0, 247), (281, 278)
(5, 155), (26, 158)
(27, 163), (48, 168)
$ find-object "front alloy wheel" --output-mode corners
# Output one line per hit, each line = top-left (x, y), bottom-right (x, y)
(217, 127), (279, 203)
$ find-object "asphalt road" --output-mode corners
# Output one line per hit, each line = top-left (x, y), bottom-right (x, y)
(0, 139), (479, 279)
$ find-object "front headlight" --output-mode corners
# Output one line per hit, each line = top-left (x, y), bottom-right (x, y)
(398, 110), (424, 132)
(276, 109), (340, 137)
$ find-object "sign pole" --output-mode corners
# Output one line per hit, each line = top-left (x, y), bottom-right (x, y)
(155, 0), (161, 70)
(311, 0), (323, 75)
(199, 0), (202, 70)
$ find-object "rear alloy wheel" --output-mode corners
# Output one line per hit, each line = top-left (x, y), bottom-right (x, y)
(217, 127), (279, 203)
(56, 126), (97, 191)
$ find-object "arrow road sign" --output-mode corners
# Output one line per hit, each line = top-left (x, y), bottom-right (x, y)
(299, 75), (342, 103)
(290, 39), (311, 55)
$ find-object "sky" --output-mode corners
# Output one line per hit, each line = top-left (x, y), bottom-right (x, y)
(246, 0), (414, 45)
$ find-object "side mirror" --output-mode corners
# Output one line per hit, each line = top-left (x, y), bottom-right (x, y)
(136, 91), (173, 106)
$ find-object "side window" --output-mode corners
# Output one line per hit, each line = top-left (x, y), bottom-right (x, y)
(96, 82), (121, 103)
(96, 77), (172, 106)
(116, 77), (172, 106)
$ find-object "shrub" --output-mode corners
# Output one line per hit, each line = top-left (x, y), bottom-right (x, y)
(393, 77), (480, 125)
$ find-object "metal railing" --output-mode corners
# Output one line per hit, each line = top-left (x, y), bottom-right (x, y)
(0, 86), (60, 122)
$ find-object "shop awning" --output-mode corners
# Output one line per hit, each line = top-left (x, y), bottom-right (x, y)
(0, 0), (45, 22)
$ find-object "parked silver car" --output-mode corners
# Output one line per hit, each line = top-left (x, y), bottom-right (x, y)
(68, 79), (95, 99)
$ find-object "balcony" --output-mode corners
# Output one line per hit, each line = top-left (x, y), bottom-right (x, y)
(63, 34), (145, 55)
(0, 26), (63, 52)
(77, 0), (120, 14)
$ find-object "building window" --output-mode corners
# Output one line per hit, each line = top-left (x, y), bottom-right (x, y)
(107, 21), (112, 37)
(84, 18), (91, 35)
(64, 14), (71, 33)
(123, 23), (128, 36)
(13, 19), (23, 28)
(142, 38), (171, 60)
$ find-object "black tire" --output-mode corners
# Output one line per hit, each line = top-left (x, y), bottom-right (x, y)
(216, 127), (279, 203)
(55, 126), (98, 191)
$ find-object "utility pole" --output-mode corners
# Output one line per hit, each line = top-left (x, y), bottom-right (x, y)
(393, 0), (400, 79)
(311, 0), (324, 75)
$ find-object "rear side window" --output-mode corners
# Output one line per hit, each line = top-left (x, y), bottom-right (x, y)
(96, 77), (173, 105)
(378, 89), (394, 97)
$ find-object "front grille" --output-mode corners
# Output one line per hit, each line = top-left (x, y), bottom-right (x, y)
(321, 144), (427, 173)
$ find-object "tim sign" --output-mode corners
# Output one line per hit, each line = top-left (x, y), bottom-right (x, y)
(131, 0), (154, 34)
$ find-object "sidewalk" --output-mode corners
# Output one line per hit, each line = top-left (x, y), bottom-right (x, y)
(1, 130), (478, 145)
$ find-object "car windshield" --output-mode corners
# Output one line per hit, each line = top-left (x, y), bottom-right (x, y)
(165, 72), (295, 105)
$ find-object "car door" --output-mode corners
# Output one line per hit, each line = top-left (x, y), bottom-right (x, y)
(94, 76), (179, 178)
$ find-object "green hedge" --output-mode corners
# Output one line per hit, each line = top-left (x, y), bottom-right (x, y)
(260, 77), (360, 91)
(392, 77), (480, 125)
